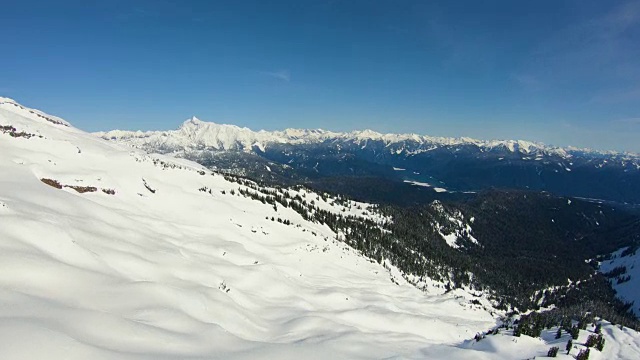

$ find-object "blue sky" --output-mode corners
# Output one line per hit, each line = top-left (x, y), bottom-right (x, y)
(1, 0), (640, 152)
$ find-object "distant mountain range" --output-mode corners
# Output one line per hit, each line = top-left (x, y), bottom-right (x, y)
(98, 116), (636, 158)
(97, 117), (640, 204)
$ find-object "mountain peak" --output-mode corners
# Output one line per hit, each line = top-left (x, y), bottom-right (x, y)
(189, 115), (203, 123)
(180, 116), (208, 128)
(352, 129), (384, 139)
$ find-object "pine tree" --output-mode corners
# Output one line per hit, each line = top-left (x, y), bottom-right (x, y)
(578, 318), (586, 330)
(576, 348), (590, 360)
(566, 339), (573, 355)
(555, 328), (562, 339)
(547, 346), (559, 357)
(571, 325), (580, 340)
(585, 334), (598, 348)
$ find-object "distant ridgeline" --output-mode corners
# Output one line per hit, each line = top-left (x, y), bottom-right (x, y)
(98, 118), (640, 205)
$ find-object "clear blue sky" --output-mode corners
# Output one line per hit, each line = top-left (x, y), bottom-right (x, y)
(2, 0), (640, 152)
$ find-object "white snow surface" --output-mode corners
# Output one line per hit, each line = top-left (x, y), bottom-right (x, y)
(404, 180), (432, 187)
(465, 322), (640, 360)
(2, 97), (640, 359)
(600, 247), (640, 316)
(404, 180), (449, 193)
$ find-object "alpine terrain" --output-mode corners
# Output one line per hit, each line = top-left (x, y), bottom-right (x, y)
(1, 97), (640, 359)
(97, 118), (640, 205)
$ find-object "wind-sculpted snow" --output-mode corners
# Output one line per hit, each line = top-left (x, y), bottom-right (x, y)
(2, 98), (640, 359)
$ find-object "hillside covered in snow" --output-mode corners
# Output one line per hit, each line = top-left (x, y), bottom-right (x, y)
(2, 97), (640, 359)
(600, 246), (640, 317)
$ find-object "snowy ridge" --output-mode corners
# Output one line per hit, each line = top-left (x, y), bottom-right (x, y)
(95, 117), (344, 153)
(95, 116), (639, 159)
(2, 98), (640, 359)
(1, 97), (71, 127)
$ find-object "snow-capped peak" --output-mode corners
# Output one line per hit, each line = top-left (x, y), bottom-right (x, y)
(182, 115), (204, 125)
(351, 129), (384, 140)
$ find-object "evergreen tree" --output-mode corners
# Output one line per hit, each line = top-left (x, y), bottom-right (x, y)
(566, 339), (572, 355)
(547, 346), (559, 357)
(555, 328), (562, 339)
(571, 325), (580, 340)
(576, 348), (590, 360)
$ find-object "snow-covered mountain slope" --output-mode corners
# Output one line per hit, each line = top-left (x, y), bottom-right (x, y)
(600, 247), (640, 317)
(2, 97), (640, 359)
(96, 116), (628, 159)
(468, 321), (640, 360)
